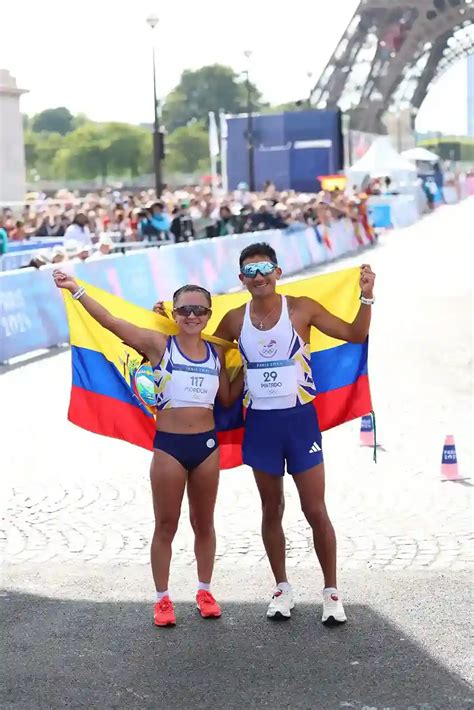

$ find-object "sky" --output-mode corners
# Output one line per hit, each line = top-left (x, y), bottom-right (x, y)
(0, 0), (469, 135)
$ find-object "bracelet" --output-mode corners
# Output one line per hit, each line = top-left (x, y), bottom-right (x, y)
(72, 287), (86, 300)
(360, 294), (375, 306)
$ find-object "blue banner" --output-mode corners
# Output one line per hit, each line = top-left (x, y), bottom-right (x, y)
(0, 268), (68, 361)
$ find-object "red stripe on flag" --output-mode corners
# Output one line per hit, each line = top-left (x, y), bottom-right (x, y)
(315, 374), (372, 430)
(68, 375), (371, 470)
(68, 385), (155, 450)
(217, 427), (244, 469)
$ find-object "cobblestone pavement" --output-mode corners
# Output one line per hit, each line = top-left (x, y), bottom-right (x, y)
(1, 200), (473, 573)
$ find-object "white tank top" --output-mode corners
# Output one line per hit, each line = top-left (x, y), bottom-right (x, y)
(153, 336), (220, 410)
(238, 296), (317, 410)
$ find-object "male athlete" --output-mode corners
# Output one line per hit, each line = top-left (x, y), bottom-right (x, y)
(216, 243), (375, 624)
(156, 242), (375, 624)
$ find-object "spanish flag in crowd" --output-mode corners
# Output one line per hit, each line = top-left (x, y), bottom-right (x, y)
(64, 267), (372, 469)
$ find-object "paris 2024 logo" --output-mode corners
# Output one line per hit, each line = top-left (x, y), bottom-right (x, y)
(258, 339), (277, 359)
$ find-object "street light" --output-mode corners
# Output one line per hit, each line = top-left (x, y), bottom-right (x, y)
(243, 50), (256, 192)
(146, 14), (163, 197)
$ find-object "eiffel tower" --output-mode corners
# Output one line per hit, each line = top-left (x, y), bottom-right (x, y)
(310, 0), (474, 134)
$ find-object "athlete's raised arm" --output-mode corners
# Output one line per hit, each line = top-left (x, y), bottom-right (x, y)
(301, 264), (375, 344)
(53, 270), (166, 363)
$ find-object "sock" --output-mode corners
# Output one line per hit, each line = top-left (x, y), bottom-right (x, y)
(198, 582), (211, 592)
(276, 582), (292, 593)
(324, 586), (338, 595)
(156, 590), (169, 601)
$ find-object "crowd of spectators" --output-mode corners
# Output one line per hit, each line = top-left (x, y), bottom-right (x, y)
(0, 181), (375, 266)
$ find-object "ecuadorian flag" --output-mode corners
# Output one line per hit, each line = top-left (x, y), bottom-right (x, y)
(65, 267), (372, 469)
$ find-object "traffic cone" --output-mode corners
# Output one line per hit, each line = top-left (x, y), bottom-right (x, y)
(441, 435), (468, 481)
(360, 414), (374, 447)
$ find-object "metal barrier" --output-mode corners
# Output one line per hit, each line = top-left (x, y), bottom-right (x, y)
(0, 236), (171, 271)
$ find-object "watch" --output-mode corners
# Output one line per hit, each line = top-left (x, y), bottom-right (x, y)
(360, 294), (375, 306)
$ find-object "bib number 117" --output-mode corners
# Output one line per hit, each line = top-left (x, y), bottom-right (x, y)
(263, 371), (277, 383)
(191, 376), (204, 387)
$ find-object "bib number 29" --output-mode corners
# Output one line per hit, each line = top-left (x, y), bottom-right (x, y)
(263, 371), (277, 383)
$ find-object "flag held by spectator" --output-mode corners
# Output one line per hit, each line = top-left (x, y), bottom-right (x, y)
(64, 268), (372, 469)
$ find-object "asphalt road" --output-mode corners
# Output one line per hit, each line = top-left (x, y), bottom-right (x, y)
(2, 566), (473, 709)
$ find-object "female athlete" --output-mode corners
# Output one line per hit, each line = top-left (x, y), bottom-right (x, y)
(53, 270), (243, 627)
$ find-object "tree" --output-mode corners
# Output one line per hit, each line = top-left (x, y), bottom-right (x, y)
(162, 64), (264, 132)
(265, 101), (308, 114)
(73, 113), (91, 130)
(31, 107), (74, 135)
(24, 130), (37, 171)
(24, 131), (65, 179)
(164, 122), (209, 175)
(53, 122), (152, 181)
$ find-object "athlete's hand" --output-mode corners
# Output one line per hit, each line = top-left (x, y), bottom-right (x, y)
(153, 301), (169, 318)
(53, 269), (78, 293)
(360, 264), (375, 298)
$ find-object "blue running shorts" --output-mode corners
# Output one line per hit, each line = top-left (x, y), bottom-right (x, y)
(153, 429), (218, 471)
(242, 402), (323, 476)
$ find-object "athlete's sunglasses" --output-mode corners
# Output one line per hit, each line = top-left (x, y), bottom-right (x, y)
(174, 305), (211, 317)
(240, 261), (277, 278)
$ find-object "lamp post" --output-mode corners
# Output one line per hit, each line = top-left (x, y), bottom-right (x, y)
(146, 14), (163, 197)
(243, 50), (255, 192)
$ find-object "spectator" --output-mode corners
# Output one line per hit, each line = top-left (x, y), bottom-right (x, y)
(248, 201), (287, 231)
(88, 234), (114, 260)
(51, 246), (67, 264)
(77, 245), (92, 261)
(192, 201), (216, 239)
(215, 205), (238, 236)
(170, 200), (195, 243)
(63, 213), (92, 249)
(64, 239), (81, 261)
(139, 201), (171, 241)
(9, 220), (27, 241)
(35, 213), (67, 237)
(24, 255), (48, 269)
(0, 217), (8, 255)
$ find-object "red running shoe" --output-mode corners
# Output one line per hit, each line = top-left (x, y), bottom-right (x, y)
(154, 596), (176, 626)
(196, 590), (222, 618)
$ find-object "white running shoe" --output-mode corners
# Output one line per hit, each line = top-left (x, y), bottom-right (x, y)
(267, 587), (294, 619)
(322, 589), (347, 626)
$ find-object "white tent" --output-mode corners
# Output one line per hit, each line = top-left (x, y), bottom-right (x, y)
(349, 136), (417, 178)
(401, 146), (440, 163)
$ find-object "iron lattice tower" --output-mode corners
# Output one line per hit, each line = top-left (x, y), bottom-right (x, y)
(310, 0), (474, 133)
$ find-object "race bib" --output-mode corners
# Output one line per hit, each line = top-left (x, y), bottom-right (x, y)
(171, 364), (219, 406)
(246, 360), (297, 398)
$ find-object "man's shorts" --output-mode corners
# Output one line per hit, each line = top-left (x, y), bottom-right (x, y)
(242, 402), (323, 476)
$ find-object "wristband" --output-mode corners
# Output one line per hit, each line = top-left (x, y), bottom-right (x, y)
(72, 287), (86, 300)
(360, 294), (375, 306)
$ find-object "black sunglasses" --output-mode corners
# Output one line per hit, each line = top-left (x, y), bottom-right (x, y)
(174, 305), (211, 317)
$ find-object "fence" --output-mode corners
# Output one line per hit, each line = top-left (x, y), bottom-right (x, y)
(0, 235), (170, 272)
(0, 219), (373, 362)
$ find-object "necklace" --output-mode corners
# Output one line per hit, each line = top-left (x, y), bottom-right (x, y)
(251, 297), (281, 330)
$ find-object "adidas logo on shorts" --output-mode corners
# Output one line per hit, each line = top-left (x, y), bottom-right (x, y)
(308, 442), (321, 454)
